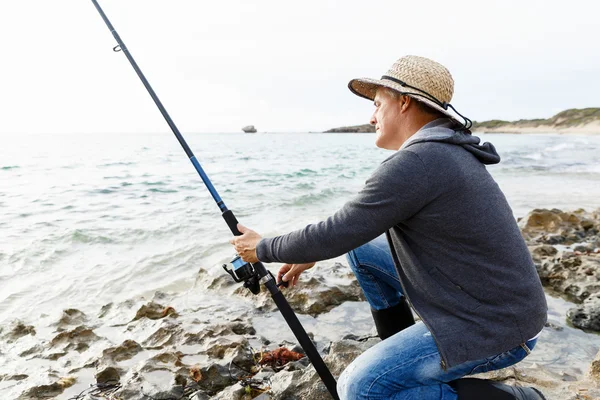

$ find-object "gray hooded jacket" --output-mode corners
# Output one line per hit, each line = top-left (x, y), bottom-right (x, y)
(256, 119), (548, 368)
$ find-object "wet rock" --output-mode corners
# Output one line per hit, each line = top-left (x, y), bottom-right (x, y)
(265, 337), (378, 400)
(236, 263), (364, 316)
(475, 364), (600, 400)
(50, 325), (100, 352)
(102, 339), (143, 362)
(190, 390), (211, 400)
(567, 293), (600, 332)
(18, 376), (76, 399)
(95, 365), (120, 384)
(53, 309), (88, 331)
(184, 320), (256, 345)
(519, 208), (599, 246)
(3, 320), (36, 342)
(133, 302), (178, 321)
(194, 363), (235, 394)
(1, 374), (28, 381)
(45, 351), (68, 361)
(143, 322), (185, 349)
(19, 344), (45, 357)
(140, 351), (184, 371)
(590, 349), (600, 382)
(323, 338), (379, 376)
(530, 245), (558, 261)
(535, 252), (600, 304)
(209, 382), (248, 400)
(118, 370), (184, 400)
(544, 321), (564, 332)
(98, 302), (113, 318)
(206, 273), (238, 291)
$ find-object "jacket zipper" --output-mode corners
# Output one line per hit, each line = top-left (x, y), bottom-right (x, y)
(385, 231), (449, 371)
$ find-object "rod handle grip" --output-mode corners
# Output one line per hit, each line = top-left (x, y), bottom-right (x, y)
(222, 210), (241, 236)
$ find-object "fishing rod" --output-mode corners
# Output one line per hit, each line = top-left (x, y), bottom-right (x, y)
(90, 1), (339, 399)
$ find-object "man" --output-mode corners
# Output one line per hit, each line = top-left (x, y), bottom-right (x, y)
(231, 55), (547, 399)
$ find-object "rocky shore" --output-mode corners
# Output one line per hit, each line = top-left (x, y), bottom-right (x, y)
(1, 208), (599, 399)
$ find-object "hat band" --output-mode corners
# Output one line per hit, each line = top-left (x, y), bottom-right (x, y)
(381, 75), (448, 110)
(380, 75), (473, 131)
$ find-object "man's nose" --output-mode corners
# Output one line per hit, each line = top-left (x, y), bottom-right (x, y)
(370, 112), (377, 126)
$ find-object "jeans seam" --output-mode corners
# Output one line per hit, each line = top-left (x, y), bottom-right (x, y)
(366, 270), (391, 308)
(366, 350), (440, 398)
(348, 251), (400, 308)
(359, 262), (403, 283)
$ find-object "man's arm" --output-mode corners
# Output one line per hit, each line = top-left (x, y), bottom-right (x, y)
(257, 150), (431, 264)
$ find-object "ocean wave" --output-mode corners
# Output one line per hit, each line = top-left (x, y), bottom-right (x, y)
(1, 165), (19, 170)
(92, 188), (117, 194)
(147, 188), (178, 193)
(287, 188), (350, 207)
(543, 143), (575, 152)
(98, 161), (136, 167)
(284, 168), (318, 178)
(72, 230), (115, 244)
(142, 181), (168, 186)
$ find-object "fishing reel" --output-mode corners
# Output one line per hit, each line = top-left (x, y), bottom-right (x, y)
(222, 255), (261, 294)
(222, 254), (288, 295)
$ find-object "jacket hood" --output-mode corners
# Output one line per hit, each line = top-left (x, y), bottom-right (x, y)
(402, 119), (501, 165)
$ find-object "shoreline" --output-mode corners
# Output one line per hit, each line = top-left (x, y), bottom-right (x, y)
(472, 123), (600, 134)
(2, 207), (600, 399)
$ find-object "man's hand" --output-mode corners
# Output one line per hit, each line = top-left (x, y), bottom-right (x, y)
(229, 224), (262, 264)
(277, 262), (316, 287)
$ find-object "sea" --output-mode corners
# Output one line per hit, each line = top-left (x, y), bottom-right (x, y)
(1, 132), (600, 397)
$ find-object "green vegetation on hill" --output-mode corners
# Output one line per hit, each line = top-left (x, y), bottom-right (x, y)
(325, 108), (600, 133)
(472, 108), (600, 129)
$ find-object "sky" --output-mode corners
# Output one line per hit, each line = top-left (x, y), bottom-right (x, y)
(0, 0), (598, 134)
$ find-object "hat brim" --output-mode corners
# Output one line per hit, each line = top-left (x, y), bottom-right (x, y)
(348, 77), (463, 126)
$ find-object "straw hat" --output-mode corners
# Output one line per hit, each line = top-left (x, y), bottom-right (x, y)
(348, 55), (470, 129)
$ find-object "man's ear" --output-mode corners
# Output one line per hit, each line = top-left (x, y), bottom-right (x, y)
(399, 95), (412, 113)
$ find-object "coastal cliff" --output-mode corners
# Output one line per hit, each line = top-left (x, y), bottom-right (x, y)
(472, 108), (600, 134)
(324, 124), (375, 133)
(325, 108), (600, 134)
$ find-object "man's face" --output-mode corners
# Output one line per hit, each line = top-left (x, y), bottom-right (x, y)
(370, 89), (404, 150)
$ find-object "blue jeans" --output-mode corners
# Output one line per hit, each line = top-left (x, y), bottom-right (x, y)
(338, 235), (537, 400)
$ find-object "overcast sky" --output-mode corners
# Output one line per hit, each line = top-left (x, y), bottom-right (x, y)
(0, 0), (598, 134)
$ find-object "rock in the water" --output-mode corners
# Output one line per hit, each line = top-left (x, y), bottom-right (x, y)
(18, 376), (76, 399)
(102, 339), (143, 362)
(590, 349), (600, 382)
(54, 309), (88, 331)
(194, 363), (234, 394)
(530, 245), (558, 261)
(133, 302), (178, 321)
(242, 125), (257, 133)
(50, 325), (100, 353)
(95, 365), (120, 384)
(520, 208), (599, 245)
(3, 320), (36, 342)
(236, 262), (364, 316)
(535, 252), (600, 303)
(567, 293), (600, 331)
(143, 323), (185, 349)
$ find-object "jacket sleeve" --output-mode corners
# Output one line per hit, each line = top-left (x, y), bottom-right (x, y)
(256, 150), (431, 263)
